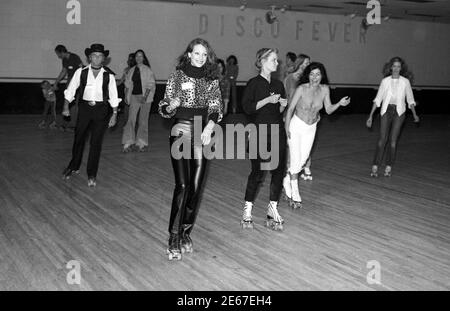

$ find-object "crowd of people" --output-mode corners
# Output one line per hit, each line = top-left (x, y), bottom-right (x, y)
(45, 39), (420, 261)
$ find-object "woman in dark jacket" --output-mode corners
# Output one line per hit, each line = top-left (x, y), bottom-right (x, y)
(240, 48), (288, 231)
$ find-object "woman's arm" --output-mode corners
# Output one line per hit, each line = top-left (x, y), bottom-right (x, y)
(158, 72), (180, 118)
(144, 68), (156, 103)
(323, 86), (350, 114)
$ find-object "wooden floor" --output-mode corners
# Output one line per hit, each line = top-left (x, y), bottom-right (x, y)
(0, 114), (449, 291)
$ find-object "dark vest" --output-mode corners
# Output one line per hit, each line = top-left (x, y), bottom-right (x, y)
(76, 66), (115, 103)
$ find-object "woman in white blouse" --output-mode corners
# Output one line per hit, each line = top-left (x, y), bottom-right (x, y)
(366, 57), (420, 177)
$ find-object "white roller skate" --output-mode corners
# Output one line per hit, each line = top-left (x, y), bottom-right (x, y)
(282, 174), (291, 202)
(265, 201), (284, 231)
(289, 179), (303, 209)
(370, 165), (378, 178)
(166, 233), (182, 261)
(180, 224), (193, 254)
(240, 201), (254, 229)
(300, 167), (313, 181)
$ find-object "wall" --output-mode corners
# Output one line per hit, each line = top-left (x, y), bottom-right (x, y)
(0, 0), (450, 87)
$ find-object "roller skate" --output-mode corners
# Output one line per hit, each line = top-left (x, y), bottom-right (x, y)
(180, 224), (193, 254)
(289, 179), (302, 209)
(265, 201), (284, 231)
(48, 121), (57, 129)
(166, 233), (182, 261)
(370, 165), (378, 178)
(282, 174), (291, 202)
(300, 167), (313, 181)
(384, 165), (392, 177)
(38, 120), (46, 129)
(62, 167), (80, 180)
(240, 201), (254, 229)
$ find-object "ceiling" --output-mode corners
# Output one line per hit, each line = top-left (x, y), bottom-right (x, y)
(133, 0), (450, 24)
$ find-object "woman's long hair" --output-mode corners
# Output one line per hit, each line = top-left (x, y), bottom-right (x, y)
(382, 56), (414, 83)
(127, 53), (136, 68)
(176, 38), (218, 80)
(216, 58), (226, 76)
(298, 62), (330, 86)
(134, 49), (151, 68)
(293, 54), (310, 72)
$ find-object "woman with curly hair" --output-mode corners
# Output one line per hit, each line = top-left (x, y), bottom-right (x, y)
(366, 57), (420, 177)
(284, 62), (350, 208)
(158, 38), (222, 260)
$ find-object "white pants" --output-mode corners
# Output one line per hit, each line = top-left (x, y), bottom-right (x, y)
(288, 114), (317, 175)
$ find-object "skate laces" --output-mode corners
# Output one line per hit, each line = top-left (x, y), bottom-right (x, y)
(268, 201), (283, 223)
(290, 180), (302, 202)
(243, 201), (253, 220)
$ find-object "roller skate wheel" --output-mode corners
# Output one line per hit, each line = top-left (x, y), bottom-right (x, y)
(241, 220), (253, 229)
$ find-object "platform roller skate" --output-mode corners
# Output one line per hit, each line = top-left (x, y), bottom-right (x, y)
(180, 224), (193, 254)
(384, 165), (392, 177)
(265, 201), (284, 231)
(289, 179), (303, 209)
(300, 167), (313, 181)
(370, 165), (378, 178)
(240, 201), (254, 229)
(282, 174), (291, 202)
(166, 233), (182, 261)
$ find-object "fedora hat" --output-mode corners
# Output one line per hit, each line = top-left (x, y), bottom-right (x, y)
(85, 43), (109, 58)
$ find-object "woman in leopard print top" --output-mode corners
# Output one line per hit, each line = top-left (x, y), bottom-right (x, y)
(158, 38), (222, 261)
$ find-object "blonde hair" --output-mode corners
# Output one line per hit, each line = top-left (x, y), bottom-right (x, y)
(255, 48), (278, 71)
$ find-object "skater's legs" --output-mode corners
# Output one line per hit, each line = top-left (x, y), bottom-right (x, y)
(385, 111), (405, 166)
(372, 105), (394, 166)
(182, 144), (208, 235)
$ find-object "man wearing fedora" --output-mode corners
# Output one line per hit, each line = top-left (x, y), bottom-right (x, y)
(62, 43), (121, 187)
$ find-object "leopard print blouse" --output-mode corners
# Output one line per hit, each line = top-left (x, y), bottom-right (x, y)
(158, 69), (223, 122)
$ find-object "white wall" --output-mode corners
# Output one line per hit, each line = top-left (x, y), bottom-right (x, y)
(0, 0), (449, 87)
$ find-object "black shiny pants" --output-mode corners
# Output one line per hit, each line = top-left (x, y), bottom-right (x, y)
(168, 119), (208, 235)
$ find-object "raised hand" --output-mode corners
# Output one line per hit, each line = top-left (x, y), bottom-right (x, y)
(339, 96), (351, 106)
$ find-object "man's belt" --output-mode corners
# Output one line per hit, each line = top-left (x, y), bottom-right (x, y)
(82, 100), (104, 106)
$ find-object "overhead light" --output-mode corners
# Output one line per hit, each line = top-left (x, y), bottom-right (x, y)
(265, 5), (278, 24)
(383, 15), (390, 21)
(347, 12), (357, 19)
(240, 5), (246, 10)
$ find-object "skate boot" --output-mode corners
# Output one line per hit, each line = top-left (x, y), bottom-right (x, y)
(289, 179), (302, 209)
(48, 121), (57, 129)
(166, 232), (182, 261)
(180, 224), (193, 254)
(282, 174), (291, 201)
(38, 120), (46, 129)
(301, 167), (313, 181)
(370, 165), (378, 178)
(265, 201), (284, 231)
(384, 165), (392, 177)
(62, 167), (80, 180)
(240, 201), (254, 229)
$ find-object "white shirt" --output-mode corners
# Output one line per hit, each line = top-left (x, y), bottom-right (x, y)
(64, 64), (121, 108)
(373, 75), (415, 116)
